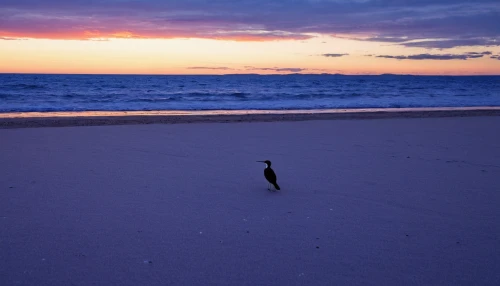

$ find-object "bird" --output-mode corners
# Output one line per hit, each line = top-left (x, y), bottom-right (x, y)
(257, 160), (280, 191)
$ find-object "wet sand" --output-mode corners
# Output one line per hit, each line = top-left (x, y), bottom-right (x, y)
(1, 107), (500, 129)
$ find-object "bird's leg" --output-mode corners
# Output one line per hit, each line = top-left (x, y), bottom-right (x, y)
(267, 183), (271, 191)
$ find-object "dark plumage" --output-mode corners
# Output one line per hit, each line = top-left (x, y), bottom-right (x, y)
(257, 160), (280, 191)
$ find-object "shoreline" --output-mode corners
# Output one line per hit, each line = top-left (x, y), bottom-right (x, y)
(1, 107), (500, 129)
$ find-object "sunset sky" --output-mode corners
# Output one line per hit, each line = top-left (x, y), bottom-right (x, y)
(1, 0), (499, 75)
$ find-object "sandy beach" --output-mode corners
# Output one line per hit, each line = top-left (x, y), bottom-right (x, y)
(1, 114), (499, 285)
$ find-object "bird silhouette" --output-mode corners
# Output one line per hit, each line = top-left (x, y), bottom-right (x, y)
(257, 160), (280, 191)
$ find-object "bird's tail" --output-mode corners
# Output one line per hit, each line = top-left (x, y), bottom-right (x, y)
(273, 183), (281, 190)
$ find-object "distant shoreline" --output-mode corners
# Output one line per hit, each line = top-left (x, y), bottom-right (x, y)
(1, 73), (500, 76)
(1, 107), (500, 129)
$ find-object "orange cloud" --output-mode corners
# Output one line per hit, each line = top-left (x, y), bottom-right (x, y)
(1, 27), (312, 42)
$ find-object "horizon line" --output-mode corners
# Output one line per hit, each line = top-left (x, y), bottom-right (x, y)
(1, 72), (499, 77)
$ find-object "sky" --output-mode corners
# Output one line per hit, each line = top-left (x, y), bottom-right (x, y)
(0, 0), (499, 75)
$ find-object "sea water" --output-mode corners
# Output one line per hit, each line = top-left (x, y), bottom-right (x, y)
(1, 74), (499, 112)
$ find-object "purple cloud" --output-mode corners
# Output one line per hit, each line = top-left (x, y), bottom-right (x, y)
(467, 51), (492, 55)
(245, 66), (307, 73)
(322, 53), (349, 58)
(185, 66), (310, 73)
(397, 38), (500, 49)
(0, 0), (498, 48)
(376, 53), (490, 60)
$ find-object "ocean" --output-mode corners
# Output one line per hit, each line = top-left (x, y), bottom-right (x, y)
(0, 74), (499, 112)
